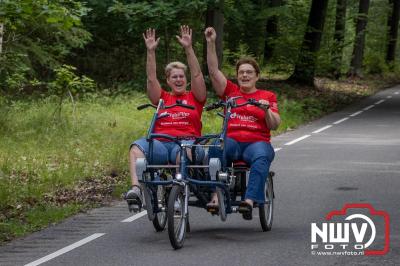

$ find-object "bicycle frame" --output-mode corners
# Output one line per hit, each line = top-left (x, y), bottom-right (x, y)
(167, 96), (275, 249)
(185, 97), (271, 212)
(180, 97), (246, 214)
(138, 99), (196, 186)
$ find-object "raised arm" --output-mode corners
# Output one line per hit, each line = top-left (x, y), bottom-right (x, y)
(204, 27), (227, 97)
(143, 28), (161, 105)
(176, 25), (206, 102)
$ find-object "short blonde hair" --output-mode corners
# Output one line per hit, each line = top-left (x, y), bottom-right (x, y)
(165, 61), (187, 78)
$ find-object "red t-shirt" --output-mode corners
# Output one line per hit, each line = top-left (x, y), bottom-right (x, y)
(222, 80), (279, 143)
(153, 89), (205, 138)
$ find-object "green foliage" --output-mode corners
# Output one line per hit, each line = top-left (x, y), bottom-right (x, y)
(1, 0), (399, 90)
(261, 0), (310, 71)
(315, 0), (337, 76)
(49, 64), (95, 97)
(47, 64), (95, 120)
(0, 93), (149, 242)
(364, 54), (389, 74)
(0, 0), (92, 92)
(278, 98), (307, 131)
(363, 0), (391, 75)
(223, 0), (265, 59)
(71, 0), (207, 87)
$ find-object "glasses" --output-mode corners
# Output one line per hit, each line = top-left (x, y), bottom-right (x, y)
(238, 70), (255, 76)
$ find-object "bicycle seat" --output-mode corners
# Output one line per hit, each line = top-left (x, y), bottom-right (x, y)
(232, 160), (249, 169)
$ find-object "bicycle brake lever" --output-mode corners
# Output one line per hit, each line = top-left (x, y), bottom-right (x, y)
(157, 113), (169, 119)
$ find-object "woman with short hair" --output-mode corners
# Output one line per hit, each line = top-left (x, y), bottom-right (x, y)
(205, 27), (281, 220)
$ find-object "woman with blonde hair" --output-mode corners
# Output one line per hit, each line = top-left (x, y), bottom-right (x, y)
(125, 26), (206, 205)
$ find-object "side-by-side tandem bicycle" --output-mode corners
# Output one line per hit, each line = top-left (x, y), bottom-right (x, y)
(128, 97), (275, 249)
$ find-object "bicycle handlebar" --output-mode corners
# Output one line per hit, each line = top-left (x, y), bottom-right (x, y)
(235, 98), (270, 110)
(205, 97), (270, 111)
(204, 100), (226, 111)
(137, 101), (195, 111)
(165, 101), (195, 110)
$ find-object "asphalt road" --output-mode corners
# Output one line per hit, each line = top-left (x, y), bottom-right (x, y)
(1, 86), (399, 266)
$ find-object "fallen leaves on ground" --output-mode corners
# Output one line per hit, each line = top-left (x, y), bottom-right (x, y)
(43, 174), (125, 206)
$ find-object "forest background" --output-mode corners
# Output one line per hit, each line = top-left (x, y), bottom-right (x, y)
(1, 0), (400, 242)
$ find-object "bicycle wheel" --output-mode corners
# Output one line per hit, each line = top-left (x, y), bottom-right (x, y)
(152, 186), (167, 232)
(216, 187), (227, 222)
(167, 184), (186, 249)
(259, 173), (274, 231)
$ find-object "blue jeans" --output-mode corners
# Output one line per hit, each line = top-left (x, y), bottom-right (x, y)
(131, 138), (205, 164)
(208, 137), (275, 204)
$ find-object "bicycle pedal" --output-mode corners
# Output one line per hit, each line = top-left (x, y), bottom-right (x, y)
(206, 206), (219, 215)
(238, 206), (251, 214)
(129, 205), (141, 213)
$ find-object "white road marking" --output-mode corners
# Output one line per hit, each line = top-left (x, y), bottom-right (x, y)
(121, 210), (147, 223)
(312, 125), (332, 134)
(395, 92), (399, 95)
(350, 111), (363, 117)
(375, 99), (385, 104)
(284, 135), (311, 146)
(363, 105), (375, 111)
(387, 95), (392, 99)
(24, 233), (105, 266)
(333, 117), (349, 124)
(274, 148), (282, 152)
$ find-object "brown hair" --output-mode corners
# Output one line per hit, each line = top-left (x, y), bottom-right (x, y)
(235, 58), (260, 76)
(165, 61), (187, 78)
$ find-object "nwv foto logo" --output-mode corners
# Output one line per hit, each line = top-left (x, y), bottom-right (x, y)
(311, 203), (390, 256)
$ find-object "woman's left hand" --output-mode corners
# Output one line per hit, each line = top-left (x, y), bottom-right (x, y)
(258, 99), (270, 111)
(176, 25), (192, 48)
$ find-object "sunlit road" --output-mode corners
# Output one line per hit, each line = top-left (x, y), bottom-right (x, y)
(1, 86), (399, 266)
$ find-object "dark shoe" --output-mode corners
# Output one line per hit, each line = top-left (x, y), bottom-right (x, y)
(124, 185), (143, 212)
(238, 201), (253, 220)
(206, 201), (219, 215)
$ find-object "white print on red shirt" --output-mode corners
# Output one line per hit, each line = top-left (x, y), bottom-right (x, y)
(230, 123), (260, 129)
(230, 112), (258, 122)
(159, 111), (191, 120)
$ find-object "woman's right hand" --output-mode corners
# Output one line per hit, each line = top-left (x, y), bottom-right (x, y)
(143, 28), (160, 51)
(204, 27), (216, 42)
(176, 25), (193, 49)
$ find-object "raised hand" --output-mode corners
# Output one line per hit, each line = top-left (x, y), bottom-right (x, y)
(176, 25), (192, 49)
(204, 27), (216, 42)
(143, 28), (160, 51)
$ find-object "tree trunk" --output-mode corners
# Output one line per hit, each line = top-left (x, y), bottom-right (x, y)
(0, 23), (4, 54)
(289, 0), (329, 85)
(348, 0), (370, 77)
(332, 0), (347, 78)
(264, 0), (283, 63)
(202, 0), (224, 75)
(164, 26), (170, 66)
(386, 0), (400, 63)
